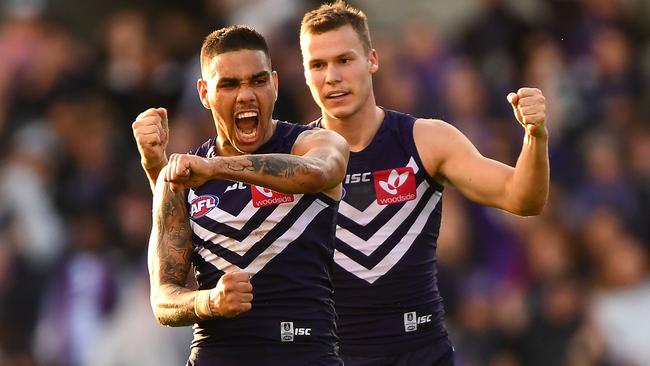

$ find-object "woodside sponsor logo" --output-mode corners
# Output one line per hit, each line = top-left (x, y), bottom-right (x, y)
(251, 185), (294, 208)
(373, 168), (417, 205)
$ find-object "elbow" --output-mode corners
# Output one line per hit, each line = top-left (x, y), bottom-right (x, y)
(510, 197), (547, 216)
(297, 168), (330, 194)
(153, 309), (169, 326)
(311, 169), (331, 192)
(516, 205), (544, 216)
(154, 313), (169, 326)
(150, 296), (172, 326)
(152, 306), (177, 327)
(150, 300), (166, 325)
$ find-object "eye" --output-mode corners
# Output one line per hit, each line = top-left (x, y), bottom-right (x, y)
(218, 82), (237, 90)
(310, 62), (324, 70)
(339, 58), (350, 64)
(253, 77), (268, 86)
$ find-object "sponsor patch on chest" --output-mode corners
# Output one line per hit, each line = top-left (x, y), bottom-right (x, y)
(373, 167), (417, 205)
(251, 185), (294, 208)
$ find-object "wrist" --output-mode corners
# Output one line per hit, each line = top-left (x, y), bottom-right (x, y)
(525, 126), (548, 142)
(208, 156), (223, 180)
(194, 289), (213, 320)
(142, 156), (168, 171)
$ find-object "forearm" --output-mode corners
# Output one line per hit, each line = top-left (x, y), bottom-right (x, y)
(144, 156), (169, 193)
(508, 132), (549, 215)
(150, 284), (200, 326)
(213, 154), (333, 194)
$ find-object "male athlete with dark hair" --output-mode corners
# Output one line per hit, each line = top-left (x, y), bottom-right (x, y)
(299, 2), (549, 365)
(135, 25), (349, 366)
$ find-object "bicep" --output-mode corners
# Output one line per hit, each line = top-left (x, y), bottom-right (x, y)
(443, 149), (514, 208)
(416, 120), (514, 209)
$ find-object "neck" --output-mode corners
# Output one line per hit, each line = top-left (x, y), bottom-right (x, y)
(321, 100), (384, 152)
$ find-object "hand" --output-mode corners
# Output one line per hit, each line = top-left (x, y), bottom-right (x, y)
(164, 153), (216, 192)
(507, 88), (547, 139)
(133, 107), (169, 169)
(210, 271), (253, 318)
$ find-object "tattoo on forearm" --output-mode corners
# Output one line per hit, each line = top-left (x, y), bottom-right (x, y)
(244, 155), (311, 178)
(158, 189), (192, 286)
(149, 182), (197, 326)
(225, 161), (255, 172)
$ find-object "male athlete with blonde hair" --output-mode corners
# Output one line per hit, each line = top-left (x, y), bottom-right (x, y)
(299, 2), (549, 364)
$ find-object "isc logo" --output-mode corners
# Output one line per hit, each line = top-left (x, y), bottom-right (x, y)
(294, 328), (311, 335)
(344, 172), (372, 184)
(403, 312), (432, 332)
(280, 321), (311, 342)
(190, 195), (219, 218)
(417, 315), (432, 324)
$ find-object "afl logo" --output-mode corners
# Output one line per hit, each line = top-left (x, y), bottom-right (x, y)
(190, 195), (219, 218)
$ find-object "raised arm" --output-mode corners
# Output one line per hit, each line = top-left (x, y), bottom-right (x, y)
(165, 128), (349, 199)
(149, 171), (253, 326)
(416, 88), (549, 216)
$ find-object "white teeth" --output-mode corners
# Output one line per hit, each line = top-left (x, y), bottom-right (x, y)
(328, 92), (345, 97)
(236, 111), (258, 119)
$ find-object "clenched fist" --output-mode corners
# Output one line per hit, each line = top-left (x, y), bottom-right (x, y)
(195, 271), (253, 319)
(133, 107), (169, 169)
(507, 88), (547, 139)
(164, 153), (218, 193)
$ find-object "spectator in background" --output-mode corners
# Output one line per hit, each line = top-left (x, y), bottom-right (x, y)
(33, 210), (117, 366)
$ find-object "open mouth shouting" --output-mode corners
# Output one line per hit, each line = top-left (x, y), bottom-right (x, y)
(235, 110), (259, 144)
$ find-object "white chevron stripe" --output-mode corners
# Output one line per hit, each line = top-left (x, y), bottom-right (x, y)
(337, 180), (431, 255)
(197, 199), (329, 276)
(338, 157), (419, 225)
(190, 200), (296, 253)
(188, 188), (303, 230)
(334, 190), (442, 284)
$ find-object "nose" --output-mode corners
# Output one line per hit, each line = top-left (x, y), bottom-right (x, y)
(325, 64), (341, 84)
(236, 83), (255, 103)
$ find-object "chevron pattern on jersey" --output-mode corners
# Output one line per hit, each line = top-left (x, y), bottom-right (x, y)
(188, 189), (329, 276)
(334, 157), (443, 284)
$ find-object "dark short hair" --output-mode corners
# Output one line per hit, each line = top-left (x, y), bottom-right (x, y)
(300, 0), (372, 54)
(200, 25), (271, 73)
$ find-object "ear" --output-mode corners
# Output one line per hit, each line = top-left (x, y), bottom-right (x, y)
(272, 70), (279, 101)
(197, 79), (210, 109)
(368, 49), (379, 74)
(304, 66), (310, 86)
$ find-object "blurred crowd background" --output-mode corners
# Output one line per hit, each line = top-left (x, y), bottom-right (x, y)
(0, 0), (649, 365)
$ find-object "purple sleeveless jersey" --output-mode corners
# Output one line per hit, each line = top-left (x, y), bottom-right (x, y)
(313, 109), (450, 357)
(185, 121), (341, 366)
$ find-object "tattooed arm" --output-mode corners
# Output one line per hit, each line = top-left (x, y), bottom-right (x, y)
(148, 174), (196, 326)
(149, 172), (253, 326)
(164, 129), (349, 199)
